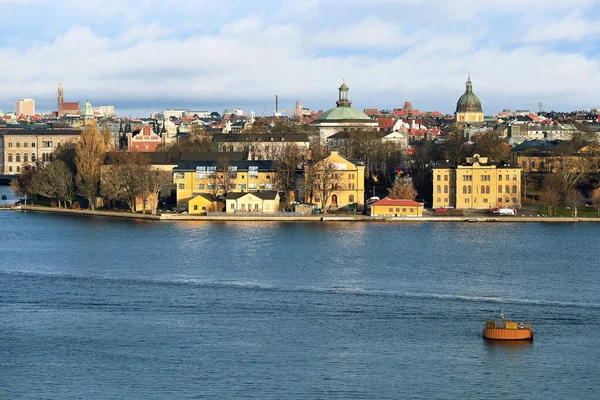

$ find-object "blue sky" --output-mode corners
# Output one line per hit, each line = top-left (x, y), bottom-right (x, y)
(1, 0), (599, 117)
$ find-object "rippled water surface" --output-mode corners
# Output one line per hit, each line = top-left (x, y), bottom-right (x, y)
(1, 186), (599, 399)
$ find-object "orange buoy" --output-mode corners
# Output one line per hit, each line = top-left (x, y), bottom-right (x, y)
(483, 312), (533, 341)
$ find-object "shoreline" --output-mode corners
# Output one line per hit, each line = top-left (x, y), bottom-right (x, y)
(16, 205), (600, 223)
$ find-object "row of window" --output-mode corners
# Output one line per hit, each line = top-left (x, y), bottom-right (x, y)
(313, 194), (355, 203)
(8, 142), (36, 148)
(463, 197), (518, 204)
(387, 207), (415, 213)
(7, 153), (37, 163)
(459, 185), (518, 194)
(180, 183), (276, 191)
(458, 174), (518, 181)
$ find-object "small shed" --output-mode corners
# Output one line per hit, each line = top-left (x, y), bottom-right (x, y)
(371, 198), (423, 217)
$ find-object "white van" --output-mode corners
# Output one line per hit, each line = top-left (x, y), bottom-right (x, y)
(498, 208), (515, 215)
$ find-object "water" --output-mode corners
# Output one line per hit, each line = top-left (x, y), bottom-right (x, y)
(1, 186), (599, 399)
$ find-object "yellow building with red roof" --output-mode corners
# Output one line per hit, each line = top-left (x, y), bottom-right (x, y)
(370, 198), (424, 217)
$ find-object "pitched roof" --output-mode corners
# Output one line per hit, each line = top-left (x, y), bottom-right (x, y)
(212, 133), (310, 143)
(372, 198), (423, 207)
(193, 193), (217, 202)
(0, 127), (81, 136)
(226, 191), (278, 201)
(180, 151), (246, 161)
(174, 159), (275, 172)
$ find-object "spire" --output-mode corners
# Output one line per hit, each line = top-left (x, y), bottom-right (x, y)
(336, 80), (351, 107)
(466, 74), (473, 94)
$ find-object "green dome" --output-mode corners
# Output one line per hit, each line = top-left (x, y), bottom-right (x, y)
(456, 77), (482, 113)
(318, 106), (371, 121)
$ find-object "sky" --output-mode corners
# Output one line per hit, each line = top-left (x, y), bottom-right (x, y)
(1, 0), (600, 117)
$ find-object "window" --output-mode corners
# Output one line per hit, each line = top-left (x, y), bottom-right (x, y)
(259, 184), (266, 190)
(410, 208), (414, 213)
(31, 142), (35, 148)
(178, 183), (185, 190)
(195, 166), (206, 179)
(249, 166), (258, 179)
(238, 184), (246, 190)
(31, 154), (35, 162)
(8, 153), (12, 162)
(483, 198), (489, 203)
(174, 172), (184, 179)
(349, 194), (354, 203)
(444, 198), (448, 203)
(505, 198), (510, 203)
(468, 185), (472, 194)
(254, 204), (259, 210)
(465, 198), (470, 203)
(505, 185), (510, 194)
(193, 205), (198, 211)
(389, 208), (393, 212)
(207, 184), (215, 190)
(512, 185), (517, 194)
(207, 166), (216, 178)
(266, 183), (274, 190)
(241, 204), (246, 210)
(8, 166), (12, 172)
(444, 185), (448, 194)
(196, 184), (205, 190)
(462, 186), (467, 194)
(249, 183), (257, 190)
(16, 153), (20, 162)
(16, 142), (20, 148)
(230, 203), (235, 209)
(498, 198), (503, 203)
(513, 175), (517, 181)
(437, 185), (441, 194)
(437, 175), (441, 181)
(444, 175), (448, 181)
(24, 142), (28, 148)
(437, 198), (441, 203)
(217, 184), (224, 190)
(498, 185), (503, 193)
(530, 161), (536, 170)
(402, 208), (407, 212)
(8, 142), (12, 147)
(481, 185), (485, 194)
(486, 185), (490, 194)
(499, 175), (502, 181)
(315, 196), (320, 203)
(228, 184), (236, 190)
(228, 165), (238, 179)
(24, 154), (28, 162)
(506, 175), (509, 181)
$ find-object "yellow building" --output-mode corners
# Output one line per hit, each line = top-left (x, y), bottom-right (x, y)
(305, 151), (365, 211)
(188, 193), (218, 214)
(0, 127), (81, 175)
(225, 192), (280, 213)
(370, 198), (423, 217)
(173, 160), (277, 209)
(455, 75), (484, 124)
(433, 154), (521, 210)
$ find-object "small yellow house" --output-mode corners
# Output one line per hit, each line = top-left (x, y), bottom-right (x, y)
(173, 160), (277, 209)
(370, 198), (423, 217)
(305, 151), (365, 211)
(188, 193), (218, 214)
(225, 191), (280, 214)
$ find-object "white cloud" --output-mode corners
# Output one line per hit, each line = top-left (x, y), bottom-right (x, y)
(525, 12), (600, 42)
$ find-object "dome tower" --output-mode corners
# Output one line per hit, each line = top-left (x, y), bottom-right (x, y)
(455, 75), (484, 124)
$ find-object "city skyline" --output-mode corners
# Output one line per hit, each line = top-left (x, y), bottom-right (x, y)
(1, 0), (599, 116)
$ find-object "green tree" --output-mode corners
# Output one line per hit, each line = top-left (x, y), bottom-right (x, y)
(387, 178), (418, 200)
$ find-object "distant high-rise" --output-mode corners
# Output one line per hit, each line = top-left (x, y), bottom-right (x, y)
(15, 98), (35, 117)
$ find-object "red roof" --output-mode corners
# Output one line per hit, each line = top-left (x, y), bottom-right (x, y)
(63, 102), (79, 111)
(372, 198), (423, 207)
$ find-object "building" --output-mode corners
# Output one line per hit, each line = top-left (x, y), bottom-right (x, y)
(172, 159), (277, 208)
(223, 108), (243, 117)
(304, 151), (365, 211)
(188, 193), (218, 214)
(0, 126), (81, 174)
(370, 198), (423, 217)
(81, 101), (95, 126)
(310, 81), (378, 140)
(57, 82), (80, 117)
(92, 106), (116, 118)
(455, 75), (484, 125)
(225, 191), (280, 213)
(15, 99), (35, 117)
(433, 154), (521, 210)
(163, 109), (190, 119)
(510, 140), (599, 173)
(127, 124), (166, 152)
(213, 133), (311, 160)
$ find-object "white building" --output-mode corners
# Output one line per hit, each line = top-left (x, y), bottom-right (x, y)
(92, 105), (115, 118)
(163, 109), (190, 119)
(223, 108), (243, 116)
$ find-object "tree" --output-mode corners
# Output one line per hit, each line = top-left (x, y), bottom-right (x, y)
(39, 160), (75, 207)
(474, 129), (510, 162)
(274, 143), (302, 207)
(76, 123), (106, 210)
(145, 169), (172, 215)
(444, 129), (471, 165)
(10, 165), (37, 202)
(387, 178), (418, 200)
(54, 142), (78, 173)
(100, 151), (147, 213)
(311, 160), (345, 214)
(592, 187), (600, 216)
(100, 122), (113, 151)
(564, 187), (583, 217)
(540, 174), (563, 216)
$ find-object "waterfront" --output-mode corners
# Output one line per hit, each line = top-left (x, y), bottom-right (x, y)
(1, 185), (600, 399)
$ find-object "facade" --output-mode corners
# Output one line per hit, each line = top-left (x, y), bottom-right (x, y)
(127, 124), (166, 152)
(305, 151), (365, 211)
(92, 105), (116, 118)
(370, 198), (423, 217)
(0, 127), (81, 174)
(510, 140), (599, 173)
(15, 99), (35, 117)
(433, 154), (521, 210)
(225, 191), (280, 214)
(172, 159), (277, 208)
(455, 75), (484, 124)
(188, 193), (218, 214)
(311, 81), (378, 140)
(213, 133), (310, 160)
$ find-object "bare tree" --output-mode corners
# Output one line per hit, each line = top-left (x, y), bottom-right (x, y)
(76, 123), (106, 210)
(540, 174), (563, 216)
(274, 143), (302, 207)
(43, 160), (75, 207)
(564, 187), (583, 217)
(311, 160), (345, 214)
(474, 128), (509, 162)
(592, 187), (600, 216)
(145, 169), (172, 215)
(100, 152), (147, 213)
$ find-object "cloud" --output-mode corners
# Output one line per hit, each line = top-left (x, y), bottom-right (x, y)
(0, 0), (599, 115)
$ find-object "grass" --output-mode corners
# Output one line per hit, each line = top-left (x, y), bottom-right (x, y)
(537, 205), (600, 218)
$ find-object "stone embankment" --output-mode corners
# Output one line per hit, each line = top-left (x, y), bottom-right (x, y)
(17, 205), (600, 222)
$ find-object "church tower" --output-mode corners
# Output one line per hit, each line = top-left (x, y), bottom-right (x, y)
(58, 82), (64, 117)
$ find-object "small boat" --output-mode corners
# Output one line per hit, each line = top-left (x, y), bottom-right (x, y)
(483, 311), (533, 341)
(1, 195), (7, 200)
